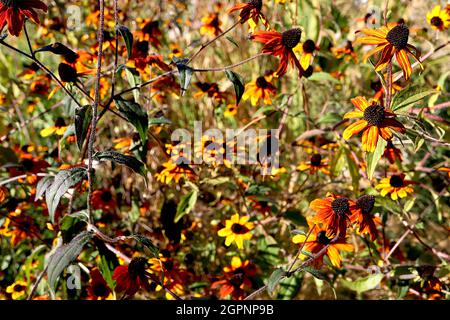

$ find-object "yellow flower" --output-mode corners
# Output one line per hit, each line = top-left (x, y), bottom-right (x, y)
(40, 117), (68, 137)
(242, 75), (276, 106)
(426, 5), (450, 31)
(6, 280), (28, 300)
(218, 213), (254, 250)
(375, 174), (415, 200)
(200, 13), (222, 36)
(224, 104), (238, 117)
(154, 159), (195, 184)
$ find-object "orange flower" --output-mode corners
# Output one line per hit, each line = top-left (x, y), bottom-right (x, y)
(292, 225), (353, 268)
(250, 28), (303, 77)
(331, 40), (358, 62)
(355, 22), (422, 80)
(0, 0), (47, 36)
(384, 141), (403, 164)
(194, 82), (229, 102)
(242, 74), (276, 106)
(154, 159), (196, 184)
(350, 195), (380, 241)
(310, 193), (356, 237)
(112, 257), (152, 297)
(200, 13), (222, 36)
(343, 96), (406, 152)
(91, 189), (116, 213)
(228, 0), (268, 30)
(297, 154), (330, 175)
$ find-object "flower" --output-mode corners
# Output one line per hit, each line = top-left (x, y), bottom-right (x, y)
(135, 19), (162, 48)
(384, 140), (403, 164)
(228, 0), (268, 30)
(250, 28), (303, 77)
(211, 256), (256, 299)
(40, 117), (68, 137)
(6, 280), (28, 300)
(331, 40), (358, 62)
(154, 159), (196, 184)
(200, 13), (222, 36)
(218, 213), (254, 250)
(0, 186), (7, 204)
(350, 195), (380, 241)
(375, 173), (415, 200)
(355, 22), (422, 80)
(0, 0), (48, 36)
(297, 39), (318, 70)
(310, 193), (355, 238)
(194, 82), (229, 102)
(426, 5), (450, 31)
(292, 225), (353, 268)
(343, 96), (406, 152)
(87, 268), (112, 300)
(0, 209), (40, 246)
(112, 257), (152, 296)
(91, 189), (116, 213)
(297, 154), (330, 175)
(224, 104), (238, 117)
(242, 74), (276, 106)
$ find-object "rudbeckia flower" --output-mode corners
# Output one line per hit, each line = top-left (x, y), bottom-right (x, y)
(0, 0), (48, 36)
(355, 22), (422, 80)
(194, 82), (229, 102)
(343, 96), (406, 152)
(112, 257), (152, 297)
(87, 268), (112, 300)
(296, 39), (318, 70)
(242, 74), (276, 106)
(224, 104), (238, 117)
(40, 117), (68, 137)
(0, 186), (8, 204)
(6, 280), (28, 300)
(211, 256), (256, 299)
(250, 28), (303, 77)
(310, 193), (355, 238)
(350, 195), (380, 241)
(375, 173), (415, 200)
(218, 213), (254, 250)
(154, 159), (196, 184)
(292, 225), (353, 268)
(135, 19), (162, 48)
(297, 154), (330, 175)
(331, 40), (358, 62)
(228, 0), (268, 31)
(426, 5), (450, 31)
(384, 141), (403, 164)
(200, 13), (222, 36)
(91, 189), (116, 213)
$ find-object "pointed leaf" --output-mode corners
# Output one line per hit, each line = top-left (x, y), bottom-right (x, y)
(35, 175), (54, 201)
(341, 273), (384, 294)
(366, 138), (387, 180)
(74, 105), (92, 150)
(116, 25), (133, 60)
(130, 234), (159, 258)
(114, 99), (148, 143)
(225, 70), (245, 106)
(391, 86), (438, 112)
(267, 268), (286, 296)
(94, 150), (147, 183)
(173, 57), (194, 96)
(175, 190), (198, 223)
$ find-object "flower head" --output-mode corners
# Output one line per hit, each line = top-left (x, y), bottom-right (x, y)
(112, 257), (152, 296)
(297, 153), (330, 175)
(0, 0), (48, 36)
(87, 268), (112, 300)
(155, 159), (196, 184)
(218, 213), (254, 250)
(6, 280), (28, 300)
(242, 74), (276, 106)
(350, 195), (380, 240)
(228, 0), (268, 30)
(91, 189), (116, 213)
(343, 96), (406, 152)
(426, 5), (450, 31)
(375, 173), (415, 200)
(200, 13), (222, 36)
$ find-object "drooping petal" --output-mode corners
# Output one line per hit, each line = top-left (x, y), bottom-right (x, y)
(395, 49), (412, 80)
(343, 120), (368, 140)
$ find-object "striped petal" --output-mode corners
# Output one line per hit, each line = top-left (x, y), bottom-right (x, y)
(351, 96), (370, 111)
(396, 49), (412, 80)
(343, 120), (368, 140)
(343, 111), (364, 119)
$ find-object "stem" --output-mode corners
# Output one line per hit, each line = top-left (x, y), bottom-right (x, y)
(86, 0), (106, 223)
(385, 61), (392, 110)
(111, 0), (119, 99)
(192, 53), (266, 72)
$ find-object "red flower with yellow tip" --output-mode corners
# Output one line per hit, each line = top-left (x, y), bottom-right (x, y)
(375, 173), (415, 200)
(350, 195), (380, 241)
(0, 0), (48, 36)
(355, 22), (421, 80)
(292, 224), (353, 268)
(250, 28), (303, 77)
(228, 0), (268, 30)
(87, 268), (112, 300)
(384, 140), (403, 164)
(342, 96), (406, 152)
(310, 193), (356, 238)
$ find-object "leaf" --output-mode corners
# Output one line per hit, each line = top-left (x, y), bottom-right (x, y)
(74, 105), (92, 150)
(47, 230), (94, 291)
(391, 86), (438, 112)
(130, 234), (159, 258)
(307, 72), (340, 84)
(114, 99), (148, 144)
(148, 116), (172, 126)
(303, 267), (328, 281)
(226, 36), (239, 48)
(267, 268), (286, 296)
(225, 70), (245, 106)
(345, 149), (360, 192)
(35, 175), (54, 201)
(173, 57), (194, 96)
(94, 150), (147, 183)
(341, 273), (384, 294)
(124, 67), (140, 102)
(116, 25), (133, 60)
(175, 190), (198, 223)
(366, 138), (387, 180)
(46, 168), (87, 223)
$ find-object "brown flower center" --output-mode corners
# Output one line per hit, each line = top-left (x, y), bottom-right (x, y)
(389, 175), (404, 188)
(282, 28), (302, 49)
(231, 223), (249, 234)
(21, 158), (35, 171)
(100, 191), (112, 203)
(302, 39), (316, 53)
(230, 268), (245, 287)
(317, 231), (331, 245)
(127, 257), (148, 278)
(310, 154), (322, 167)
(386, 24), (409, 50)
(247, 0), (262, 11)
(356, 195), (375, 215)
(13, 284), (26, 292)
(363, 103), (385, 126)
(92, 283), (108, 297)
(256, 76), (269, 89)
(430, 16), (443, 28)
(331, 198), (350, 217)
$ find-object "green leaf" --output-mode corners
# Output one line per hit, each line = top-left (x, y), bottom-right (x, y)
(130, 234), (159, 258)
(267, 268), (286, 296)
(341, 273), (384, 294)
(345, 149), (360, 192)
(94, 150), (147, 183)
(148, 116), (172, 126)
(303, 267), (329, 281)
(391, 86), (438, 112)
(47, 230), (94, 291)
(307, 72), (340, 84)
(74, 105), (92, 150)
(175, 190), (198, 223)
(173, 57), (194, 96)
(35, 175), (54, 201)
(225, 36), (239, 48)
(114, 99), (148, 144)
(124, 67), (140, 102)
(225, 70), (245, 106)
(46, 168), (87, 223)
(116, 25), (133, 60)
(366, 138), (387, 180)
